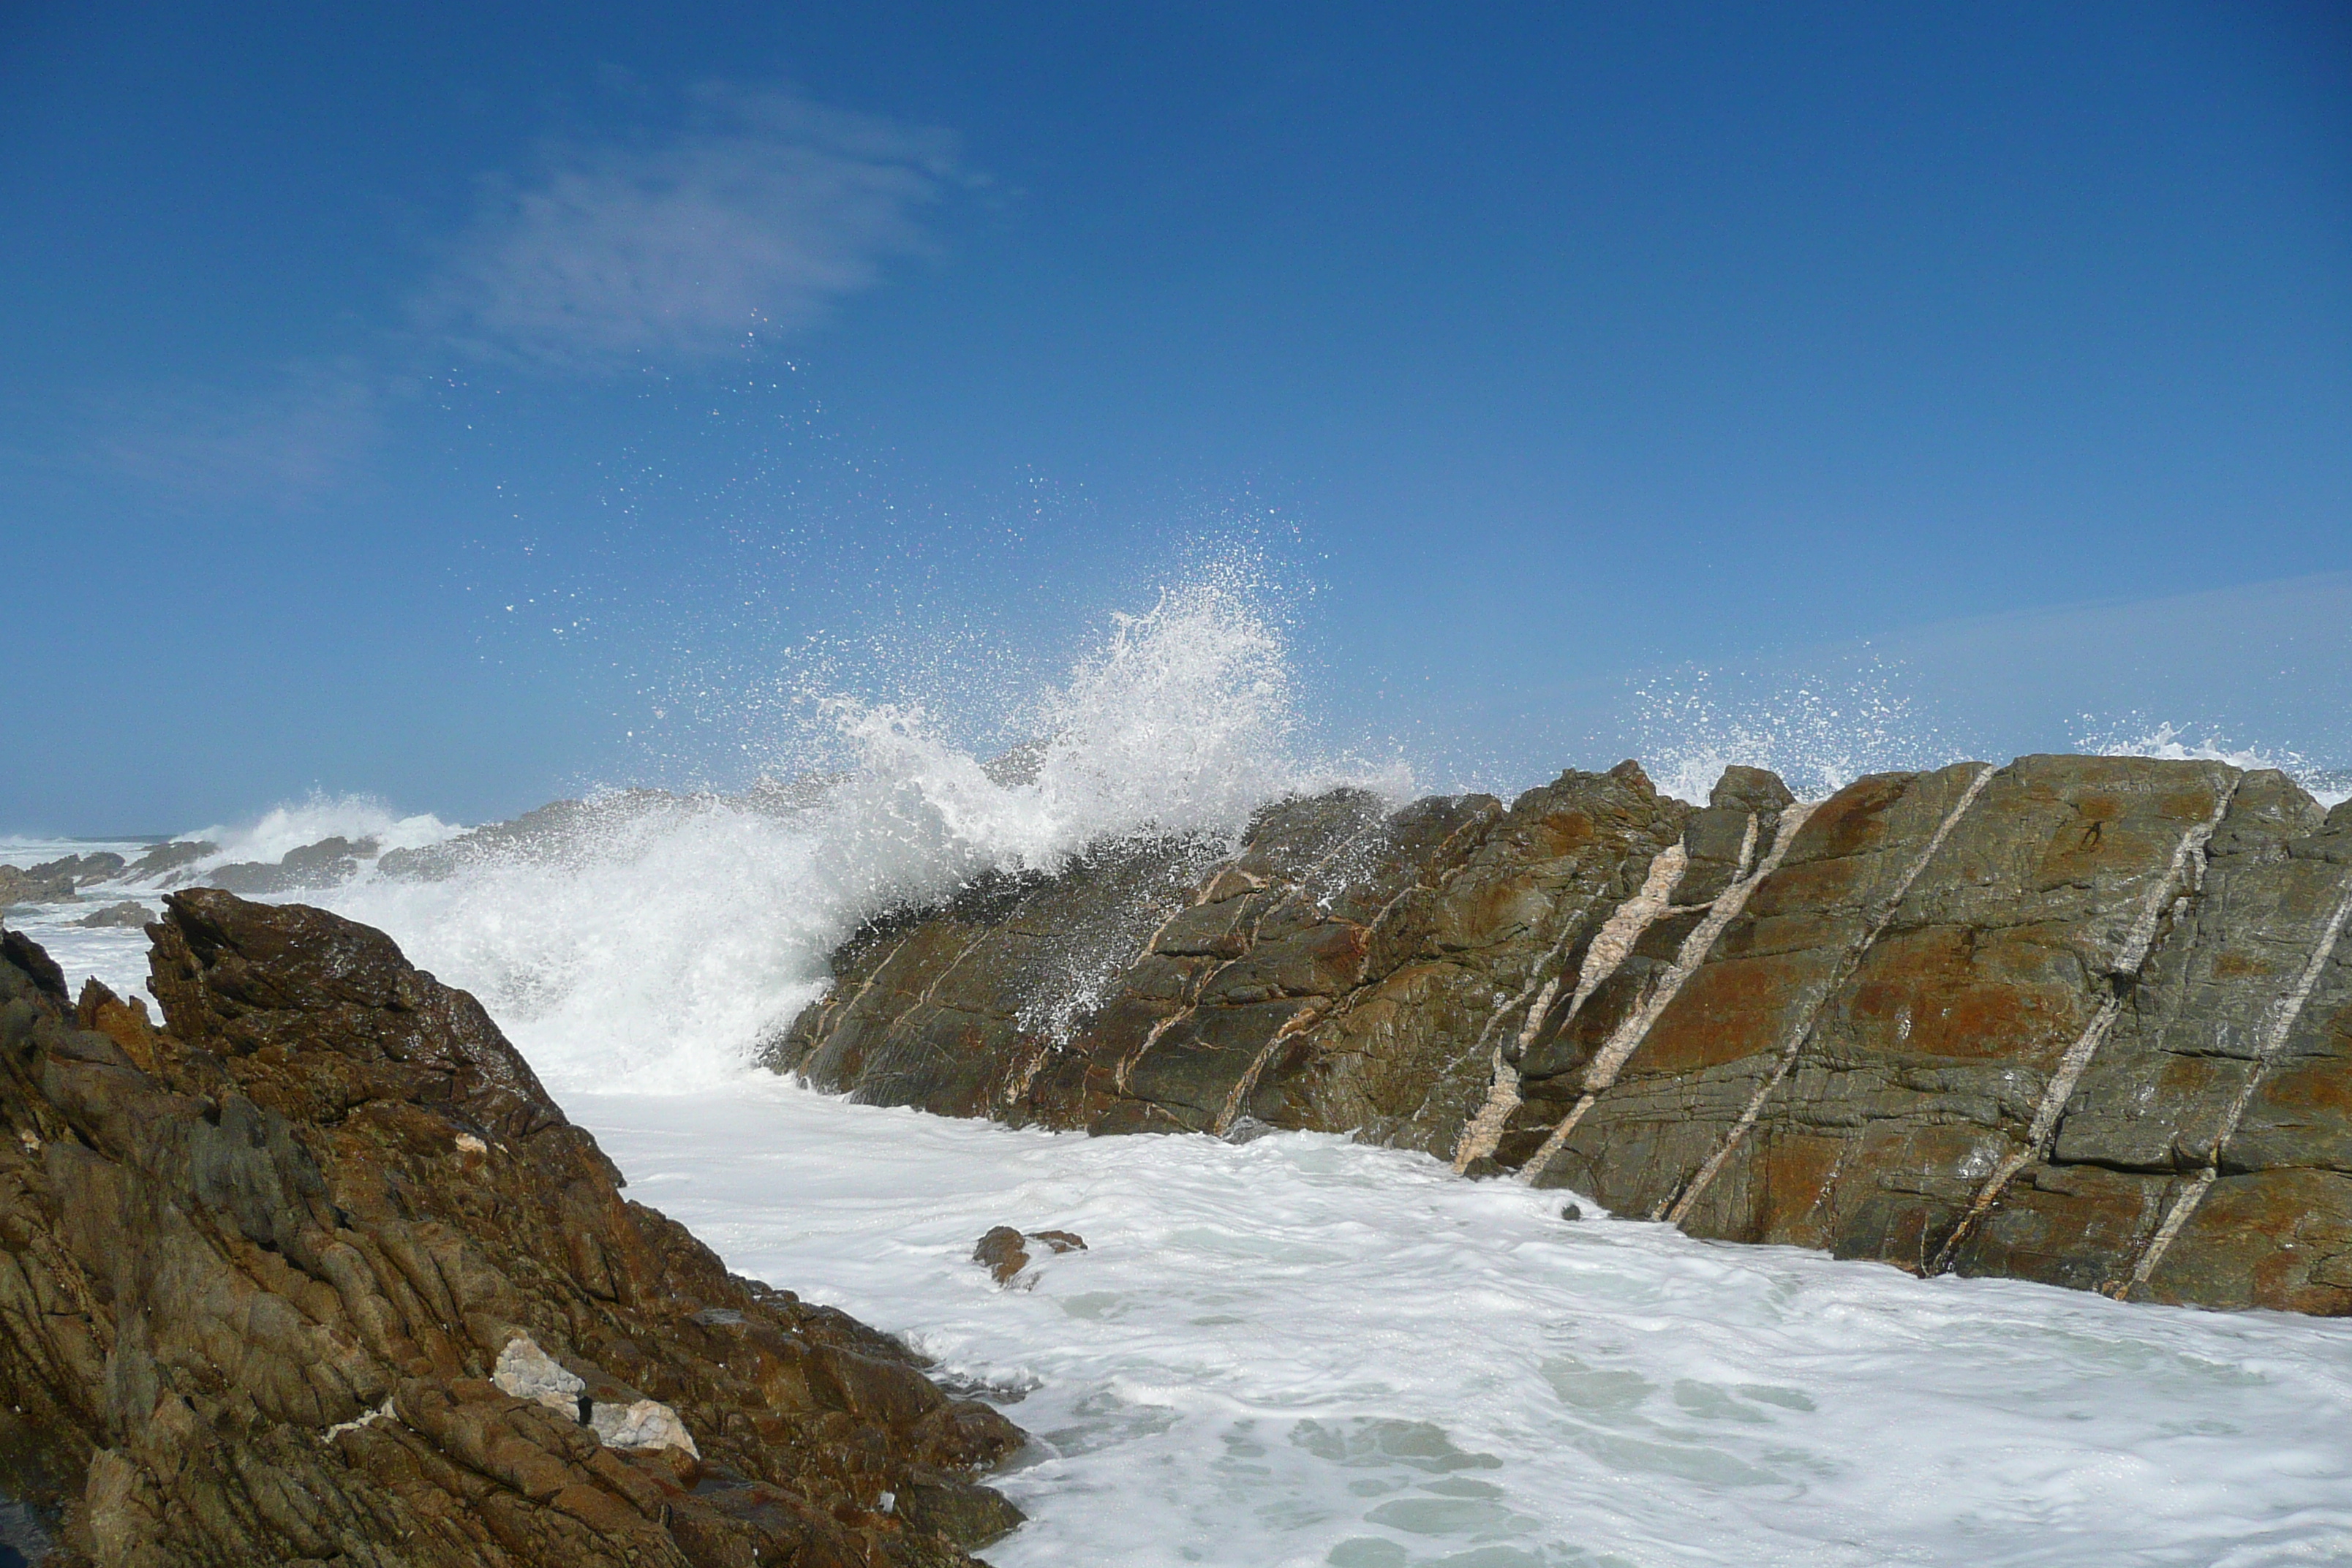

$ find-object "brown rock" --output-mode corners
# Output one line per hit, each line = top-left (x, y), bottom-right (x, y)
(972, 1227), (1028, 1286)
(0, 889), (1026, 1566)
(70, 901), (153, 930)
(774, 755), (2352, 1316)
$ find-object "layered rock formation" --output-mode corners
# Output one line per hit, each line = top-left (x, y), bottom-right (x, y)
(772, 755), (2352, 1315)
(0, 891), (1024, 1566)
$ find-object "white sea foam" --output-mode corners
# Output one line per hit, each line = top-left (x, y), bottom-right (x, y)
(0, 835), (170, 1011)
(579, 1081), (2352, 1568)
(317, 576), (1396, 1093)
(178, 796), (466, 872)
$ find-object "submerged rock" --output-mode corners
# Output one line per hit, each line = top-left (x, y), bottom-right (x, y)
(971, 1227), (1087, 1288)
(973, 1227), (1028, 1286)
(776, 754), (2352, 1315)
(0, 891), (1026, 1565)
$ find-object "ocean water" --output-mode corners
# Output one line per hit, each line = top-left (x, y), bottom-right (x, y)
(579, 1082), (2352, 1567)
(8, 574), (2352, 1563)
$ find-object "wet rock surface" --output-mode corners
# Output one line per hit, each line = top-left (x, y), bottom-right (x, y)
(0, 891), (1025, 1566)
(970, 1229), (1086, 1289)
(775, 755), (2352, 1314)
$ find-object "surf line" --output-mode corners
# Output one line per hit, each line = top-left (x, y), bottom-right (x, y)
(1518, 805), (1820, 1190)
(2117, 862), (2352, 1299)
(1662, 762), (1997, 1226)
(1929, 772), (2243, 1275)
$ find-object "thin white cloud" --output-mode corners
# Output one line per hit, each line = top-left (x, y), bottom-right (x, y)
(83, 361), (383, 508)
(422, 86), (960, 372)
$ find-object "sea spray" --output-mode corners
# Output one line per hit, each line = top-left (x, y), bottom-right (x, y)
(317, 576), (1401, 1093)
(154, 794), (469, 878)
(1629, 655), (1957, 804)
(2076, 718), (2352, 806)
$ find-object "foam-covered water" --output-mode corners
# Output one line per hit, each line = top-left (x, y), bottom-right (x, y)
(579, 1082), (2352, 1568)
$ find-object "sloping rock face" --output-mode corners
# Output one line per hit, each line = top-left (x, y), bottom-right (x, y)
(0, 891), (1024, 1566)
(772, 755), (2352, 1313)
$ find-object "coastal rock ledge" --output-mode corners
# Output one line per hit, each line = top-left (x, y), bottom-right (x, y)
(0, 891), (1024, 1566)
(772, 754), (2352, 1315)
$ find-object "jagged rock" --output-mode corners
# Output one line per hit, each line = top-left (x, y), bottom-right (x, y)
(776, 755), (2352, 1315)
(0, 890), (1025, 1565)
(1028, 1231), (1086, 1255)
(121, 841), (214, 884)
(774, 764), (1691, 1163)
(0, 856), (125, 908)
(206, 835), (378, 894)
(69, 902), (152, 930)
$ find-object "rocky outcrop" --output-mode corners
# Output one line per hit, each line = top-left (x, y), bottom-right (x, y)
(772, 755), (2352, 1315)
(207, 837), (381, 895)
(0, 891), (1025, 1566)
(0, 859), (126, 910)
(120, 843), (213, 885)
(67, 905), (151, 932)
(969, 1229), (1086, 1289)
(0, 845), (210, 909)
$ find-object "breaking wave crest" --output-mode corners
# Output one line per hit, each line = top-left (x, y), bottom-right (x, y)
(37, 583), (2345, 1096)
(318, 576), (1399, 1093)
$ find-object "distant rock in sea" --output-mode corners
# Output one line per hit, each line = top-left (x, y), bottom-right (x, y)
(0, 855), (126, 908)
(69, 901), (152, 930)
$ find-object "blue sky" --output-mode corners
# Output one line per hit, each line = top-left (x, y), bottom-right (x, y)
(5, 2), (2349, 830)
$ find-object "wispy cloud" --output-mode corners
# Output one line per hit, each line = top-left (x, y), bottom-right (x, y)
(420, 85), (960, 373)
(79, 361), (384, 509)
